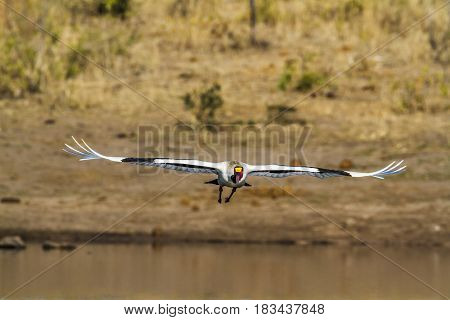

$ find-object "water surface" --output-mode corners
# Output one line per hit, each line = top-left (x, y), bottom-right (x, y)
(1, 243), (449, 299)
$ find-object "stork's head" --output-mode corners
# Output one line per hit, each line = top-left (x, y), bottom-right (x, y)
(231, 165), (244, 183)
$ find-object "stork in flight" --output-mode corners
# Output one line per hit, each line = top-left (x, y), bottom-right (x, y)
(63, 137), (406, 203)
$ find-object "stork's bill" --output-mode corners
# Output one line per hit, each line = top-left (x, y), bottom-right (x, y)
(63, 137), (407, 203)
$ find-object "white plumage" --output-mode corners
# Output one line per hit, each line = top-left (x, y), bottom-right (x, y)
(64, 137), (406, 203)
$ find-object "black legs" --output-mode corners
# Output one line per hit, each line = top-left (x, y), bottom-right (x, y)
(218, 186), (223, 203)
(217, 186), (238, 204)
(225, 187), (237, 203)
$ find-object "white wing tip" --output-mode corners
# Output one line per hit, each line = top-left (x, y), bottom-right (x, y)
(63, 137), (125, 163)
(348, 160), (407, 179)
(63, 137), (103, 161)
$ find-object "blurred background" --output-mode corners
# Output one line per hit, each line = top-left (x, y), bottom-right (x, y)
(0, 0), (449, 299)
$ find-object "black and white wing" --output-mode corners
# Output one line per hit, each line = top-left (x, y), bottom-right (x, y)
(63, 137), (221, 175)
(247, 161), (406, 180)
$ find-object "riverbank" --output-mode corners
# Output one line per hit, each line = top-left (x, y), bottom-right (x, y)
(1, 177), (448, 247)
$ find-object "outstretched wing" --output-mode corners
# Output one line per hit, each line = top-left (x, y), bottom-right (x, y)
(247, 161), (406, 180)
(63, 137), (221, 175)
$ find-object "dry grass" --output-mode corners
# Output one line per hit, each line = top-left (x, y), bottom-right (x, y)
(0, 0), (448, 157)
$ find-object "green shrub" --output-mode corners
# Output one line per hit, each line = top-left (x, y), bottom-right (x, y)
(277, 60), (297, 91)
(295, 71), (325, 92)
(440, 82), (448, 98)
(182, 83), (224, 124)
(342, 0), (364, 20)
(256, 0), (279, 25)
(277, 57), (327, 93)
(65, 40), (91, 79)
(97, 0), (130, 19)
(266, 104), (306, 125)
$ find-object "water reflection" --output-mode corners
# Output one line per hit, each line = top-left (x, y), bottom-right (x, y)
(0, 244), (449, 299)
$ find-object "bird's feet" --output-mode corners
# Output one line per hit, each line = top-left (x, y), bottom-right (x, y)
(218, 198), (222, 204)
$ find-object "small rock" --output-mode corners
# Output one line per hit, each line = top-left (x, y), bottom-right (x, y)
(178, 72), (195, 80)
(97, 195), (107, 202)
(42, 241), (59, 250)
(324, 90), (337, 99)
(116, 132), (127, 139)
(44, 119), (56, 125)
(339, 159), (353, 170)
(42, 241), (76, 251)
(361, 84), (376, 91)
(0, 236), (26, 249)
(310, 239), (332, 246)
(296, 240), (309, 246)
(430, 224), (441, 233)
(1, 197), (21, 204)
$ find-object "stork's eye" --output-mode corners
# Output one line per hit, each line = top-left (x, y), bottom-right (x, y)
(235, 167), (242, 173)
